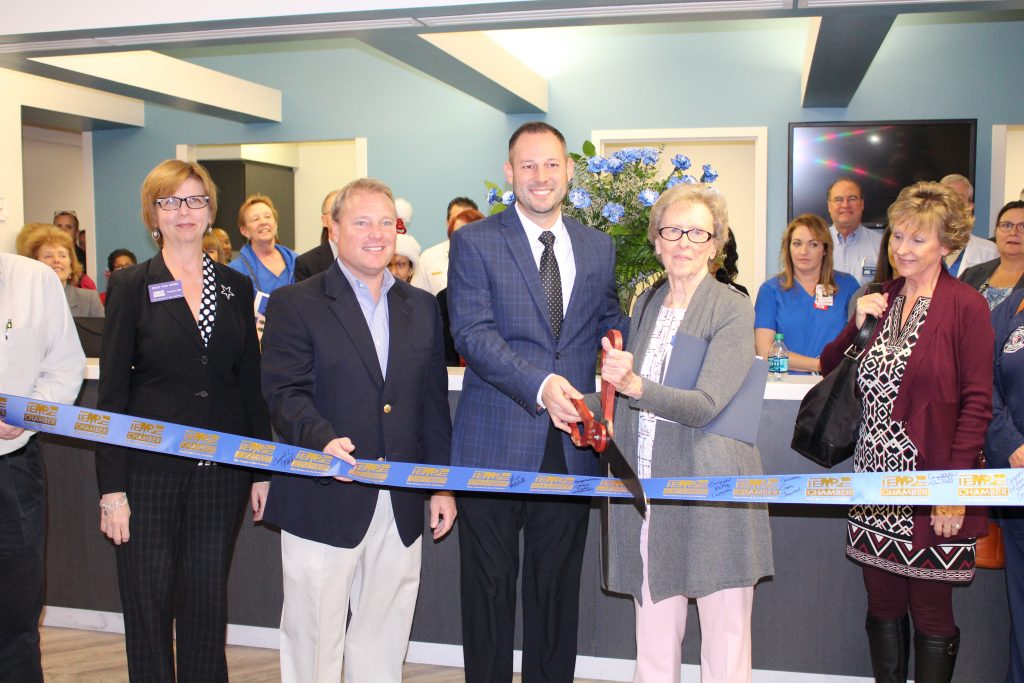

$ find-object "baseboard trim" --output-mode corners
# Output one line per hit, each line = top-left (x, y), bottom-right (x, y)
(42, 606), (872, 682)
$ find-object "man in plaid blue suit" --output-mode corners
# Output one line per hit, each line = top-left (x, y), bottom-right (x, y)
(448, 121), (627, 682)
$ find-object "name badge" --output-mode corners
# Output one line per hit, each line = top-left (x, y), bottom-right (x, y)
(254, 291), (270, 316)
(148, 280), (184, 303)
(862, 265), (877, 279)
(814, 284), (833, 310)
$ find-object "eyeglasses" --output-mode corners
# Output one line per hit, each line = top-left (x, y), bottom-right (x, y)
(829, 195), (862, 204)
(53, 210), (77, 218)
(154, 195), (210, 211)
(658, 226), (712, 243)
(997, 221), (1024, 234)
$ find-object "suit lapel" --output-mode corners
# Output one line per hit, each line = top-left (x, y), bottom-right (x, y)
(501, 208), (551, 333)
(146, 253), (204, 350)
(324, 264), (385, 387)
(384, 284), (413, 382)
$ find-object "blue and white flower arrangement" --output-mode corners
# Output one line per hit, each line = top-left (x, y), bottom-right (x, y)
(563, 141), (719, 308)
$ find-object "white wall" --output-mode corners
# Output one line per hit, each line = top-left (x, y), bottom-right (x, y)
(21, 126), (96, 276)
(293, 140), (363, 253)
(1004, 125), (1024, 206)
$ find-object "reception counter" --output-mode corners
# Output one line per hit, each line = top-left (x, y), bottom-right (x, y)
(41, 368), (1009, 680)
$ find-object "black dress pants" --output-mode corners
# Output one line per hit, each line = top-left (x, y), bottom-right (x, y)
(0, 438), (44, 683)
(458, 425), (591, 683)
(116, 464), (249, 683)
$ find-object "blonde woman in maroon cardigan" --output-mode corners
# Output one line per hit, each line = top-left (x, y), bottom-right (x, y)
(820, 181), (992, 683)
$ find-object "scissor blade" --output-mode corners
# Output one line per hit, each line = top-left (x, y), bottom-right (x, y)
(600, 437), (646, 515)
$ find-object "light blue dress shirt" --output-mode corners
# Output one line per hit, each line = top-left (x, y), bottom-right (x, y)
(336, 259), (395, 379)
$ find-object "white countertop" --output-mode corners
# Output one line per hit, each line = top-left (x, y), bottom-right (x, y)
(84, 360), (817, 401)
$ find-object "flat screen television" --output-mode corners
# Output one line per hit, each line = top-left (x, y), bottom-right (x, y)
(789, 119), (976, 229)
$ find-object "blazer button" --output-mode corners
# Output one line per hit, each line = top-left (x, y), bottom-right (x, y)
(200, 355), (208, 365)
(555, 352), (561, 360)
(383, 404), (392, 414)
(195, 390), (209, 398)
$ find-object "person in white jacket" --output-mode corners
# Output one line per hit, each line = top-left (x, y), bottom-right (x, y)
(941, 173), (998, 277)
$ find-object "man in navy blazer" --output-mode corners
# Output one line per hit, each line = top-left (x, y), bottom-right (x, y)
(260, 178), (455, 683)
(449, 121), (627, 682)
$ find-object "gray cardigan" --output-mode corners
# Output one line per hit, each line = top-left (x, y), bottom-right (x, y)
(64, 283), (104, 318)
(600, 275), (774, 602)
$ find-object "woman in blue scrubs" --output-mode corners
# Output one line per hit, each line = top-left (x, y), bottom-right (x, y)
(754, 213), (859, 373)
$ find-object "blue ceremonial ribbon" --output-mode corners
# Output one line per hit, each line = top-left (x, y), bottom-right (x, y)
(2, 393), (1023, 506)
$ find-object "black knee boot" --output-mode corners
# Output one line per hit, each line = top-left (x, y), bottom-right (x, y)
(866, 614), (910, 682)
(913, 627), (960, 683)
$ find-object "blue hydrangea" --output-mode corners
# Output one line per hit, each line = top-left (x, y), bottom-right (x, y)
(601, 202), (626, 224)
(640, 148), (659, 166)
(665, 175), (684, 189)
(487, 187), (499, 206)
(501, 190), (516, 206)
(700, 164), (719, 183)
(680, 174), (698, 185)
(638, 188), (660, 207)
(614, 148), (641, 163)
(587, 156), (609, 174)
(568, 187), (592, 209)
(671, 154), (692, 171)
(606, 156), (625, 175)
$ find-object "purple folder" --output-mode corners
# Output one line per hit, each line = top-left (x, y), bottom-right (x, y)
(660, 332), (768, 445)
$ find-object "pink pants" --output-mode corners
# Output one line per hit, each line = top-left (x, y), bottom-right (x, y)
(634, 516), (754, 683)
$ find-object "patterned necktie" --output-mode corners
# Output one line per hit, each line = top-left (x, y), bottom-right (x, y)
(538, 230), (563, 340)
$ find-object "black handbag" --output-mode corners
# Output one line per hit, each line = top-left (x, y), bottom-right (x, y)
(791, 315), (878, 468)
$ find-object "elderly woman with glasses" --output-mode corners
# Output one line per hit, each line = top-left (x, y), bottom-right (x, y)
(962, 200), (1024, 309)
(596, 183), (773, 683)
(96, 159), (272, 681)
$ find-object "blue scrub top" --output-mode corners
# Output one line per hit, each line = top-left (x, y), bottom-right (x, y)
(754, 271), (859, 360)
(228, 242), (298, 296)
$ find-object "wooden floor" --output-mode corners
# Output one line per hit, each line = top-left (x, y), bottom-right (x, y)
(40, 626), (614, 682)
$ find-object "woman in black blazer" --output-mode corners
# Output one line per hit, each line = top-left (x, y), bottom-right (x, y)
(97, 159), (272, 681)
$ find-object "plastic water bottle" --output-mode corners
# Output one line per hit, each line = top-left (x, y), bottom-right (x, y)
(768, 333), (789, 381)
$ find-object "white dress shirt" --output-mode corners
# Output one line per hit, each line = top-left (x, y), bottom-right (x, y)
(0, 254), (85, 455)
(515, 204), (576, 316)
(830, 224), (883, 286)
(513, 205), (578, 408)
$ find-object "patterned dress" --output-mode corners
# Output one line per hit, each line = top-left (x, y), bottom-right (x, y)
(845, 295), (976, 582)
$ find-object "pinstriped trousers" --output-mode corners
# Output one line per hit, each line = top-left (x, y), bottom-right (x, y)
(115, 465), (250, 682)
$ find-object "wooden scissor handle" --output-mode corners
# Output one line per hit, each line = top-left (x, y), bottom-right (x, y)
(601, 329), (623, 439)
(568, 397), (607, 453)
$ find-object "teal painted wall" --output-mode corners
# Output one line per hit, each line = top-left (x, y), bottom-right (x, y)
(92, 15), (1024, 281)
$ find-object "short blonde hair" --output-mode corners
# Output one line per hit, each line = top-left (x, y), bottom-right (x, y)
(141, 160), (218, 247)
(887, 181), (972, 252)
(778, 213), (839, 294)
(330, 178), (395, 222)
(21, 225), (81, 283)
(237, 194), (279, 232)
(15, 222), (53, 258)
(647, 183), (729, 268)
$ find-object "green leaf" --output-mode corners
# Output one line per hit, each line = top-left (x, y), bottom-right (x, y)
(484, 180), (501, 192)
(582, 140), (597, 157)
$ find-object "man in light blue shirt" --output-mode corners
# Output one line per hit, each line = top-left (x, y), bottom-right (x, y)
(827, 178), (882, 285)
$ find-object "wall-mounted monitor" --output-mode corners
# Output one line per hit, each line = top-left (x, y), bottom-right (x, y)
(789, 120), (976, 229)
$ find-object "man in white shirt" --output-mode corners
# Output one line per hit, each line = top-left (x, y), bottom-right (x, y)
(827, 178), (882, 285)
(940, 173), (999, 277)
(412, 196), (479, 295)
(0, 253), (85, 682)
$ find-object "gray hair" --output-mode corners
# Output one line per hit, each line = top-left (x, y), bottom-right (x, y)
(940, 173), (973, 202)
(648, 184), (729, 245)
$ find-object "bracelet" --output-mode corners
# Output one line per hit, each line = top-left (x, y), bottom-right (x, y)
(99, 494), (128, 512)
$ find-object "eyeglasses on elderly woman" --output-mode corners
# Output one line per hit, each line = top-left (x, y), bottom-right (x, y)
(657, 226), (713, 243)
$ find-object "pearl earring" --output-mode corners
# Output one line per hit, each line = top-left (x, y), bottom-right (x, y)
(151, 229), (160, 240)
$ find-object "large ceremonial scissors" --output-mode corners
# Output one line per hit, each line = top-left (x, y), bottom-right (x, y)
(568, 330), (646, 514)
